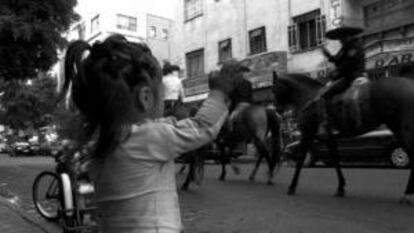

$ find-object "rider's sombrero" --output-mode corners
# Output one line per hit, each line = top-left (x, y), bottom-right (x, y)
(325, 26), (364, 40)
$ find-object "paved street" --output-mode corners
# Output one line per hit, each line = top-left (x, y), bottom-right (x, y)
(1, 154), (414, 233)
(178, 164), (414, 233)
(0, 154), (60, 233)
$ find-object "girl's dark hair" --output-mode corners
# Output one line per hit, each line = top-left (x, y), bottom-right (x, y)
(60, 34), (162, 159)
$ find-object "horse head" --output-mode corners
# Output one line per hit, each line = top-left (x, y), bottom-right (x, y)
(272, 72), (323, 112)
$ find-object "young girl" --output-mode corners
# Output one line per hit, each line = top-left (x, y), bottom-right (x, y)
(61, 35), (243, 233)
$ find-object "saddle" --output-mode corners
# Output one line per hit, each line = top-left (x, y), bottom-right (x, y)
(326, 77), (371, 133)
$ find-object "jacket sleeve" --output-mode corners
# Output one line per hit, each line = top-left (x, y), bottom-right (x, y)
(164, 90), (229, 157)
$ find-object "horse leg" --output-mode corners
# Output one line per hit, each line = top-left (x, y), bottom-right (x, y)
(288, 136), (314, 195)
(249, 150), (263, 181)
(230, 160), (240, 175)
(253, 137), (274, 185)
(397, 123), (414, 204)
(219, 146), (228, 181)
(401, 163), (414, 205)
(387, 120), (414, 204)
(181, 157), (194, 191)
(326, 135), (346, 197)
(194, 153), (205, 186)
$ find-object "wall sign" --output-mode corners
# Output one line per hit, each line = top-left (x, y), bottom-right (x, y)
(366, 52), (414, 70)
(330, 0), (343, 29)
(241, 51), (287, 89)
(182, 74), (209, 96)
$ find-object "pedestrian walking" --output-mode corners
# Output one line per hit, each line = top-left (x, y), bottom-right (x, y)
(162, 61), (185, 116)
(62, 34), (240, 233)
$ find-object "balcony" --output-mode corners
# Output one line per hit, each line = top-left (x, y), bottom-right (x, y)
(182, 74), (209, 97)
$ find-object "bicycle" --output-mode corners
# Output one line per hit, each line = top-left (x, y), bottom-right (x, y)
(32, 141), (97, 233)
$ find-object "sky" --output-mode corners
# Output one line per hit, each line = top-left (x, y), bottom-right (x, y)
(75, 0), (179, 19)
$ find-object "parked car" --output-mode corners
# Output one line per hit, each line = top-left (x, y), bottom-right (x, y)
(9, 135), (41, 156)
(9, 140), (33, 156)
(0, 136), (8, 153)
(283, 129), (409, 168)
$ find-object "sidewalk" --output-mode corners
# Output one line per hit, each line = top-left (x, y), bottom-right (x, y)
(0, 196), (59, 233)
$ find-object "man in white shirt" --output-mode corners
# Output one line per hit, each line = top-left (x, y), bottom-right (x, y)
(162, 62), (185, 116)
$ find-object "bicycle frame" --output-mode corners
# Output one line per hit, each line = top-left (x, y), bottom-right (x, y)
(60, 173), (74, 217)
(35, 149), (97, 233)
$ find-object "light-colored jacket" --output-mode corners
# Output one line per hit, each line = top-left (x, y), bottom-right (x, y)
(163, 73), (185, 101)
(94, 92), (228, 233)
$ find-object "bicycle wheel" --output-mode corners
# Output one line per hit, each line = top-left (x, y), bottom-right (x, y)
(32, 171), (62, 221)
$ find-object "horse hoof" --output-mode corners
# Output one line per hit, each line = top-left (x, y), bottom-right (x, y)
(219, 176), (225, 181)
(287, 189), (296, 196)
(249, 176), (255, 181)
(266, 180), (274, 186)
(399, 195), (413, 205)
(181, 185), (189, 191)
(334, 190), (346, 198)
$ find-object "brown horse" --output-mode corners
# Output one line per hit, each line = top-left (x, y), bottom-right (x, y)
(272, 72), (414, 203)
(165, 102), (206, 190)
(216, 104), (282, 185)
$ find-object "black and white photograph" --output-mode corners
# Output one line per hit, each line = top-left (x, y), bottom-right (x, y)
(0, 0), (414, 232)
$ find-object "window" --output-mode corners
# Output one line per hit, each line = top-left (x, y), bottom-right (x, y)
(91, 14), (100, 34)
(184, 0), (203, 21)
(249, 27), (267, 55)
(116, 14), (137, 31)
(288, 10), (325, 52)
(73, 23), (86, 40)
(218, 39), (232, 62)
(161, 28), (168, 40)
(149, 26), (157, 38)
(185, 49), (204, 79)
(78, 23), (86, 39)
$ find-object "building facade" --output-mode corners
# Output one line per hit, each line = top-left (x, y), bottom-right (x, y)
(171, 0), (290, 103)
(67, 11), (173, 63)
(359, 0), (414, 79)
(171, 0), (414, 104)
(53, 7), (173, 90)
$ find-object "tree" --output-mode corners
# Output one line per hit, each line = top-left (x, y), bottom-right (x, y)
(0, 74), (60, 129)
(0, 0), (79, 80)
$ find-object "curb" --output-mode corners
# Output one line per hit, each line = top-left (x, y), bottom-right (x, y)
(0, 196), (56, 233)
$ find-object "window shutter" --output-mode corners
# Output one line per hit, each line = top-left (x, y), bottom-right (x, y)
(288, 24), (298, 52)
(316, 15), (326, 45)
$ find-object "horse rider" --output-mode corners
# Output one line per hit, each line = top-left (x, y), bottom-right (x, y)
(318, 26), (365, 133)
(162, 61), (185, 116)
(228, 65), (253, 131)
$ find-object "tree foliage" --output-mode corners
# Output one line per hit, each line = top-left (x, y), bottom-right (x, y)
(0, 0), (79, 80)
(0, 74), (60, 129)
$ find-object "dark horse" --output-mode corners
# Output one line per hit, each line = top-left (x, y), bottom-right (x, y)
(165, 102), (205, 190)
(272, 72), (414, 203)
(216, 104), (281, 185)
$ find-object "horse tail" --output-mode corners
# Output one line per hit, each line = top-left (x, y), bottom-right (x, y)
(265, 108), (282, 166)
